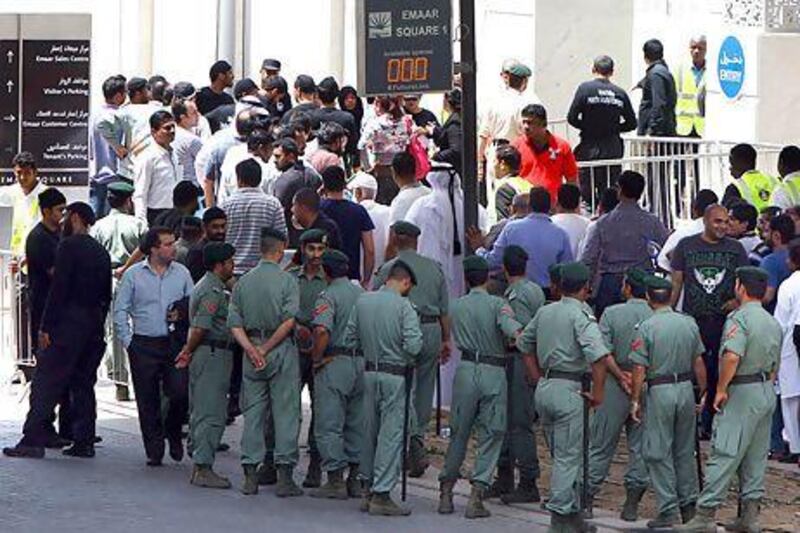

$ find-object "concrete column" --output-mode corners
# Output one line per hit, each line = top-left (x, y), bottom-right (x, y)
(138, 0), (154, 75)
(328, 0), (345, 81)
(216, 0), (235, 64)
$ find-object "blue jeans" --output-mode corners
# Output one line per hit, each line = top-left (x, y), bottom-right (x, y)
(89, 181), (109, 219)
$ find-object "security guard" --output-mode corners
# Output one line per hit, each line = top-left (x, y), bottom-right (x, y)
(346, 260), (422, 516)
(629, 275), (707, 528)
(286, 228), (329, 488)
(586, 268), (652, 520)
(227, 227), (303, 497)
(679, 267), (782, 533)
(516, 262), (610, 532)
(308, 250), (365, 500)
(176, 242), (236, 489)
(438, 255), (523, 518)
(372, 221), (450, 479)
(723, 143), (778, 211)
(90, 181), (148, 400)
(675, 35), (706, 138)
(769, 145), (800, 210)
(486, 246), (545, 503)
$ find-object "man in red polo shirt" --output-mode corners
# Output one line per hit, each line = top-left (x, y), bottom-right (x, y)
(513, 104), (579, 203)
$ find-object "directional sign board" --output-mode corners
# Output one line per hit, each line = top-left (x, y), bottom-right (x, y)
(356, 0), (453, 95)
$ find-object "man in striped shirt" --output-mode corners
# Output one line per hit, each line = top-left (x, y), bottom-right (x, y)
(221, 158), (286, 277)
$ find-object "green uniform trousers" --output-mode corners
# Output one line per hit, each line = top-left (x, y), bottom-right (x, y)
(642, 382), (698, 516)
(409, 323), (442, 457)
(697, 382), (774, 509)
(588, 377), (648, 495)
(536, 378), (585, 516)
(439, 362), (507, 488)
(240, 341), (301, 466)
(105, 279), (129, 385)
(360, 371), (407, 493)
(496, 354), (539, 481)
(313, 355), (365, 471)
(189, 345), (232, 466)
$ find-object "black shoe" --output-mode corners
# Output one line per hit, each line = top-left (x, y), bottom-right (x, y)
(146, 457), (163, 467)
(778, 453), (800, 463)
(93, 436), (103, 444)
(44, 436), (73, 449)
(217, 443), (230, 452)
(3, 444), (45, 459)
(168, 438), (184, 462)
(62, 444), (95, 458)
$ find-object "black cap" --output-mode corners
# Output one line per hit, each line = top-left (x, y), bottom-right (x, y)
(172, 81), (196, 99)
(261, 58), (281, 71)
(127, 77), (149, 93)
(317, 76), (340, 97)
(294, 75), (316, 94)
(261, 226), (287, 242)
(66, 201), (96, 226)
(203, 241), (235, 269)
(38, 188), (66, 209)
(234, 78), (258, 100)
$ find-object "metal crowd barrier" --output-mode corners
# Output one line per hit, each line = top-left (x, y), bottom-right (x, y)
(1, 250), (34, 386)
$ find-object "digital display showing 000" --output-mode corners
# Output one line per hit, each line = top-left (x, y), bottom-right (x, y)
(386, 57), (429, 83)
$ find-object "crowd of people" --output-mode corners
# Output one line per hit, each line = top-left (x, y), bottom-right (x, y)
(0, 37), (798, 533)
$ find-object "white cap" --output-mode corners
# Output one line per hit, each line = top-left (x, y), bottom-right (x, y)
(347, 171), (378, 191)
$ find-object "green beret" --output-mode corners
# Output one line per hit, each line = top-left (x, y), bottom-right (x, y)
(391, 220), (421, 237)
(261, 226), (287, 242)
(503, 245), (529, 265)
(736, 266), (768, 284)
(321, 249), (349, 270)
(203, 242), (235, 269)
(393, 259), (418, 286)
(625, 267), (648, 289)
(300, 228), (328, 245)
(548, 263), (563, 282)
(463, 255), (490, 273)
(108, 181), (135, 197)
(645, 274), (672, 291)
(560, 262), (590, 285)
(502, 59), (532, 78)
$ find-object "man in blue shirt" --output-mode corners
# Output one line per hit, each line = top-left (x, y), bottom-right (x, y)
(761, 214), (794, 312)
(89, 75), (126, 218)
(468, 187), (572, 294)
(114, 227), (194, 466)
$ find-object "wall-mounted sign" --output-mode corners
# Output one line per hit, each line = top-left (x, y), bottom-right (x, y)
(356, 0), (453, 95)
(718, 35), (745, 100)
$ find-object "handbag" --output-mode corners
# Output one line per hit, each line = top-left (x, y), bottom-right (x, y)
(404, 116), (430, 180)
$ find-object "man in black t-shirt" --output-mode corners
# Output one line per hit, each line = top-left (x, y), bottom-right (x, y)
(195, 60), (235, 116)
(670, 204), (748, 437)
(403, 94), (440, 128)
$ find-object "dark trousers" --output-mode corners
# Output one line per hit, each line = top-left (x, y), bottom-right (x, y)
(770, 394), (787, 453)
(299, 351), (319, 460)
(228, 344), (243, 416)
(593, 273), (625, 319)
(146, 208), (169, 226)
(21, 308), (106, 447)
(373, 164), (399, 206)
(128, 335), (189, 460)
(696, 314), (725, 435)
(89, 181), (110, 219)
(575, 136), (624, 209)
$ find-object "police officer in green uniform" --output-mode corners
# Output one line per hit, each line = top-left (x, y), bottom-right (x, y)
(679, 267), (781, 533)
(175, 242), (236, 489)
(486, 246), (545, 504)
(372, 221), (451, 479)
(346, 260), (422, 516)
(227, 227), (303, 497)
(308, 250), (365, 500)
(437, 255), (523, 519)
(90, 180), (148, 400)
(586, 268), (651, 520)
(516, 262), (610, 532)
(629, 275), (707, 528)
(286, 228), (328, 488)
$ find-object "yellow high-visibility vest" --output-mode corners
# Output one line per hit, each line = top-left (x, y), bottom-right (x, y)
(735, 170), (779, 212)
(676, 64), (705, 137)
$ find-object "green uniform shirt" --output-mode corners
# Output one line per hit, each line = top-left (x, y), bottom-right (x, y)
(312, 277), (364, 350)
(345, 285), (423, 366)
(599, 299), (653, 368)
(517, 297), (608, 372)
(719, 301), (782, 375)
(504, 278), (546, 325)
(373, 249), (449, 318)
(629, 307), (704, 377)
(288, 265), (327, 326)
(451, 287), (522, 356)
(227, 259), (299, 332)
(190, 271), (231, 342)
(89, 208), (148, 266)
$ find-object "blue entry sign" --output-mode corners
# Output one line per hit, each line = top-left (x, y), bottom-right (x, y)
(718, 35), (745, 99)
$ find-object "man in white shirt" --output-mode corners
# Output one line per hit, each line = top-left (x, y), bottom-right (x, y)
(218, 129), (273, 204)
(388, 152), (429, 224)
(656, 189), (718, 271)
(0, 152), (48, 257)
(551, 183), (590, 259)
(348, 171), (389, 276)
(171, 99), (204, 186)
(133, 110), (179, 224)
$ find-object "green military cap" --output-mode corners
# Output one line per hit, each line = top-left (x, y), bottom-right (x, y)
(203, 242), (235, 268)
(501, 58), (532, 78)
(735, 266), (769, 284)
(463, 255), (490, 273)
(503, 244), (529, 264)
(108, 181), (135, 197)
(391, 220), (421, 237)
(644, 274), (672, 291)
(261, 226), (287, 242)
(559, 262), (590, 285)
(321, 249), (349, 271)
(625, 267), (648, 289)
(548, 263), (563, 282)
(299, 228), (328, 245)
(393, 259), (418, 286)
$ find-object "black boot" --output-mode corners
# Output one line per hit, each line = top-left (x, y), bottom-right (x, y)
(302, 453), (322, 488)
(501, 477), (540, 504)
(620, 486), (646, 522)
(484, 465), (514, 499)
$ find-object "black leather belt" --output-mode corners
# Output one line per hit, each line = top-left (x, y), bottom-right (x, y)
(246, 328), (275, 339)
(544, 369), (587, 382)
(199, 338), (231, 350)
(325, 346), (363, 358)
(647, 371), (694, 387)
(364, 361), (409, 376)
(730, 372), (770, 385)
(419, 314), (440, 324)
(461, 350), (506, 368)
